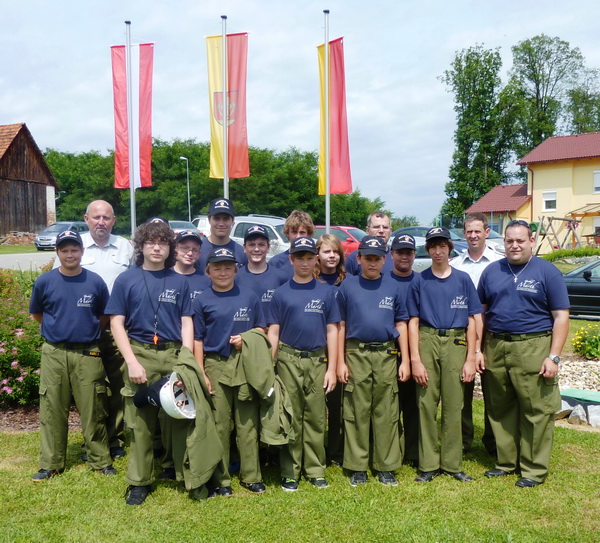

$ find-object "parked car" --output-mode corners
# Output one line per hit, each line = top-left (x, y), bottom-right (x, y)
(168, 220), (202, 237)
(35, 221), (89, 250)
(410, 236), (460, 272)
(313, 225), (368, 255)
(563, 259), (600, 318)
(391, 226), (468, 253)
(191, 215), (211, 237)
(230, 215), (288, 261)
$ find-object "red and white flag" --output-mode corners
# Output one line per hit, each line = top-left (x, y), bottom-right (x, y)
(111, 43), (154, 189)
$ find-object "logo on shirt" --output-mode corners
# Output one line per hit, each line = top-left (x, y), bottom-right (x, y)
(262, 289), (275, 303)
(159, 289), (178, 304)
(378, 296), (394, 311)
(305, 299), (324, 313)
(450, 295), (468, 310)
(516, 279), (539, 293)
(190, 289), (205, 300)
(77, 294), (95, 307)
(233, 307), (251, 322)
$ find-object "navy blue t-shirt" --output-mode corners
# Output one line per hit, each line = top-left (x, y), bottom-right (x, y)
(176, 269), (211, 300)
(345, 249), (394, 276)
(196, 239), (247, 275)
(106, 267), (192, 343)
(29, 268), (109, 343)
(337, 275), (408, 342)
(235, 264), (288, 324)
(407, 267), (482, 329)
(270, 278), (341, 351)
(269, 250), (293, 279)
(389, 270), (419, 305)
(478, 256), (570, 334)
(318, 272), (342, 286)
(193, 284), (265, 358)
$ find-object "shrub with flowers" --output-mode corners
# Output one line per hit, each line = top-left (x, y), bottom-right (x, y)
(0, 269), (43, 406)
(571, 323), (600, 360)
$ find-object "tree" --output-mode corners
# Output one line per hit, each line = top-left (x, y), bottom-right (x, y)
(439, 45), (516, 224)
(565, 69), (600, 133)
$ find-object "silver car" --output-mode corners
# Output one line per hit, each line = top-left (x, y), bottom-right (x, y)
(230, 215), (289, 261)
(35, 221), (89, 250)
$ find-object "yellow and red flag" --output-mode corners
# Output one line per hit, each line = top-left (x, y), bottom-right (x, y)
(318, 37), (352, 195)
(206, 33), (249, 179)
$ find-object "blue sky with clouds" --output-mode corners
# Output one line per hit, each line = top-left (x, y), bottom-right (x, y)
(2, 0), (600, 224)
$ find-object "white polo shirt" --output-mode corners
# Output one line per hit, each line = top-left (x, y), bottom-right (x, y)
(450, 245), (504, 288)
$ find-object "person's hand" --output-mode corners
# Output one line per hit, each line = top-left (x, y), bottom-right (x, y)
(126, 359), (147, 384)
(539, 357), (559, 379)
(462, 358), (476, 383)
(229, 335), (243, 350)
(411, 359), (428, 387)
(398, 361), (411, 383)
(323, 369), (337, 394)
(337, 361), (349, 384)
(475, 352), (486, 374)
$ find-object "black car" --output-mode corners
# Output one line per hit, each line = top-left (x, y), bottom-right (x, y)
(563, 259), (600, 318)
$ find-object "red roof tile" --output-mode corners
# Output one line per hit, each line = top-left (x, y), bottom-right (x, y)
(0, 123), (24, 159)
(517, 132), (600, 165)
(466, 184), (530, 213)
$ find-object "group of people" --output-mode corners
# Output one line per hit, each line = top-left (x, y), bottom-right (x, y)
(29, 198), (570, 506)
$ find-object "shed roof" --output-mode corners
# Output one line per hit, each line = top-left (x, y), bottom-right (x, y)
(0, 123), (24, 159)
(517, 132), (600, 165)
(466, 184), (530, 214)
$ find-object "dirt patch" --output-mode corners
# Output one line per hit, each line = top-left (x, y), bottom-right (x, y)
(0, 233), (35, 246)
(0, 405), (81, 433)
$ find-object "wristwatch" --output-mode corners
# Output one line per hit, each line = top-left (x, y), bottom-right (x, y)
(548, 354), (560, 364)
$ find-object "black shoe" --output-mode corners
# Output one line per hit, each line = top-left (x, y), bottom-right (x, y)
(125, 485), (151, 506)
(414, 470), (440, 483)
(209, 486), (233, 497)
(110, 446), (126, 459)
(485, 468), (514, 478)
(376, 471), (398, 486)
(81, 451), (88, 462)
(280, 478), (299, 492)
(32, 469), (62, 482)
(349, 471), (367, 487)
(241, 481), (266, 494)
(515, 477), (542, 488)
(158, 468), (176, 480)
(100, 465), (117, 476)
(443, 470), (473, 482)
(309, 477), (329, 489)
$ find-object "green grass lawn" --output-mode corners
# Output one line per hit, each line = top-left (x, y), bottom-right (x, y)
(1, 400), (598, 542)
(0, 245), (39, 254)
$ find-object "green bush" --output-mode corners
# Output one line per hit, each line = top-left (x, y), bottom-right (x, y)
(542, 247), (600, 262)
(0, 270), (43, 406)
(571, 323), (600, 360)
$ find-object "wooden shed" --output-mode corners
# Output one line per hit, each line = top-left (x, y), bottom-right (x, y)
(0, 123), (59, 235)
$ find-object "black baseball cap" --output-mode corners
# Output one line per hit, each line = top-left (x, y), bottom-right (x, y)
(244, 224), (270, 242)
(425, 226), (451, 241)
(56, 230), (83, 248)
(175, 230), (203, 244)
(391, 233), (416, 251)
(208, 198), (235, 217)
(133, 377), (168, 408)
(207, 247), (237, 263)
(290, 237), (317, 254)
(359, 236), (387, 256)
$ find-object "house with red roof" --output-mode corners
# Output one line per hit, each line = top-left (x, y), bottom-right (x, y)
(465, 184), (531, 233)
(0, 123), (59, 236)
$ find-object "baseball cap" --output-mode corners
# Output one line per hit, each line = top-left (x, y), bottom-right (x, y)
(55, 230), (83, 248)
(208, 198), (235, 217)
(425, 226), (451, 241)
(207, 247), (237, 264)
(244, 224), (270, 242)
(358, 236), (387, 256)
(391, 233), (416, 251)
(133, 377), (168, 408)
(290, 237), (317, 254)
(175, 230), (203, 244)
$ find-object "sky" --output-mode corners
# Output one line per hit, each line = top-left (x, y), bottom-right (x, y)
(2, 0), (600, 224)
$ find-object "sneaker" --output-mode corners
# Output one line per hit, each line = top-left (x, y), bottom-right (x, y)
(110, 446), (126, 459)
(349, 471), (368, 487)
(241, 481), (266, 494)
(376, 471), (398, 486)
(280, 478), (299, 492)
(309, 477), (329, 489)
(208, 486), (233, 498)
(125, 485), (151, 506)
(32, 469), (62, 482)
(414, 469), (440, 483)
(158, 468), (176, 480)
(100, 465), (117, 476)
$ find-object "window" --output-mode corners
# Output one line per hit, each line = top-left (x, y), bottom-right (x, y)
(543, 191), (557, 212)
(594, 171), (600, 193)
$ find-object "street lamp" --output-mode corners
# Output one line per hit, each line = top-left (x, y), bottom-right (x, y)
(179, 156), (191, 222)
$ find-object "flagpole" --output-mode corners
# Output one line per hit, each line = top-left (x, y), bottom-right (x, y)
(221, 15), (229, 199)
(125, 20), (136, 236)
(324, 10), (330, 234)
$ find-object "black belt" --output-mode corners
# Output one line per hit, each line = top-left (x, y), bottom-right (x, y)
(46, 341), (101, 357)
(420, 326), (465, 337)
(347, 339), (395, 353)
(279, 343), (326, 360)
(130, 339), (182, 351)
(490, 331), (552, 342)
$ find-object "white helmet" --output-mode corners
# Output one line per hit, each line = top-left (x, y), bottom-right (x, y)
(159, 372), (196, 419)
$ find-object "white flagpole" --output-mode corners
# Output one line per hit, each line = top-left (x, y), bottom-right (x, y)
(324, 10), (330, 234)
(125, 20), (136, 236)
(221, 15), (229, 199)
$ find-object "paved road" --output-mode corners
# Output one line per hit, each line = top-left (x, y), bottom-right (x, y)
(0, 251), (55, 271)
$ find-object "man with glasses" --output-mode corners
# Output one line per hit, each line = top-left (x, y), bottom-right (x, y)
(478, 220), (570, 487)
(346, 211), (394, 276)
